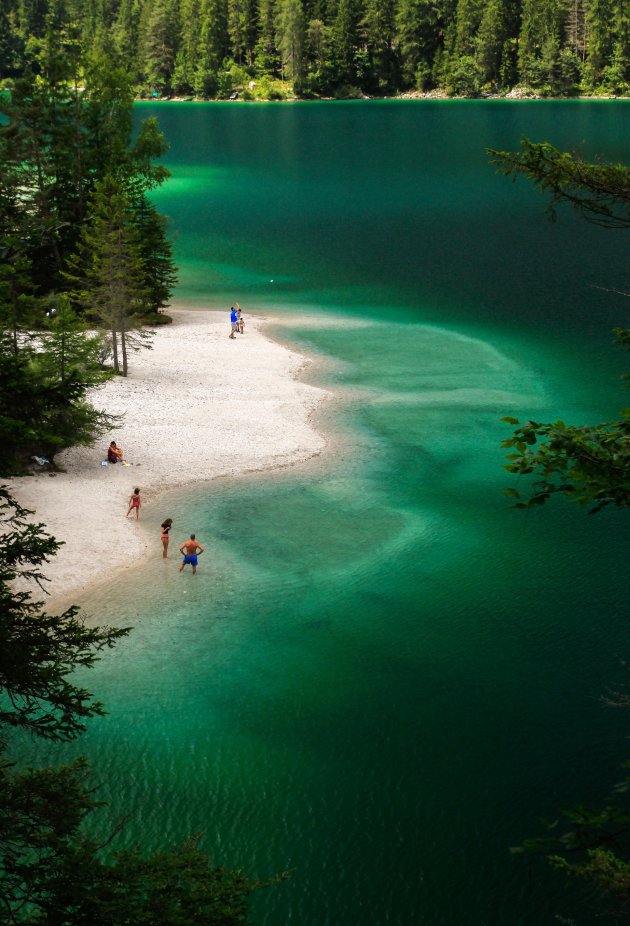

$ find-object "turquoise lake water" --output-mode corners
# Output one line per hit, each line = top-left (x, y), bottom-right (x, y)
(29, 102), (630, 924)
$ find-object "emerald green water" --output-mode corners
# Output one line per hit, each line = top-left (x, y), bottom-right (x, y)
(29, 103), (630, 924)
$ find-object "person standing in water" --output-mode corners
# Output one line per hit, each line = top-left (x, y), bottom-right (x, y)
(161, 518), (173, 558)
(126, 487), (141, 520)
(179, 534), (204, 574)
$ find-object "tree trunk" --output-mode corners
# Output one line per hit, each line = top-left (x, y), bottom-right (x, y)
(10, 282), (18, 357)
(111, 329), (119, 372)
(121, 323), (128, 377)
(60, 330), (66, 383)
(73, 73), (84, 221)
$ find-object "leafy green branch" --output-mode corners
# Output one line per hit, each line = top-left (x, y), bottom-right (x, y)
(488, 139), (630, 228)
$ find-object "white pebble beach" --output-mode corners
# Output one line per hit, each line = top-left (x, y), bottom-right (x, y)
(8, 308), (329, 608)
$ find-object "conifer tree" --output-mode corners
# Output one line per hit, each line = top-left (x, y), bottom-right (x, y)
(476, 0), (510, 86)
(0, 155), (39, 353)
(0, 0), (23, 78)
(518, 0), (568, 87)
(112, 0), (142, 80)
(276, 0), (305, 80)
(195, 0), (230, 95)
(517, 0), (544, 83)
(255, 0), (280, 74)
(395, 0), (440, 88)
(332, 0), (359, 84)
(0, 253), (36, 357)
(0, 29), (170, 306)
(141, 0), (180, 93)
(17, 0), (48, 38)
(362, 0), (396, 90)
(228, 0), (247, 63)
(78, 177), (150, 377)
(37, 295), (110, 389)
(586, 0), (615, 77)
(453, 0), (481, 58)
(0, 68), (69, 292)
(172, 0), (202, 92)
(613, 0), (630, 80)
(303, 17), (333, 90)
(0, 318), (116, 468)
(133, 195), (178, 313)
(603, 41), (629, 92)
(566, 0), (588, 62)
(0, 487), (127, 735)
(243, 0), (258, 65)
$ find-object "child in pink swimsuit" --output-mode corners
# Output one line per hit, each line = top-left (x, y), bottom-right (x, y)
(126, 488), (141, 520)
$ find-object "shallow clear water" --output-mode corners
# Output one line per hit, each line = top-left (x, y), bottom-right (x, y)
(25, 102), (630, 924)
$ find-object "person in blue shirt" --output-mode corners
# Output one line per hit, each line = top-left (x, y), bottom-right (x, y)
(229, 306), (238, 339)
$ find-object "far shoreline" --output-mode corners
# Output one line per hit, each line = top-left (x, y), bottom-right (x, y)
(137, 93), (630, 104)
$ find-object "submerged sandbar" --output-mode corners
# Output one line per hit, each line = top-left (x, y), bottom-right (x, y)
(9, 309), (329, 606)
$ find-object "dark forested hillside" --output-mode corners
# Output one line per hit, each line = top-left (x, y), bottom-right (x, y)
(1, 0), (628, 99)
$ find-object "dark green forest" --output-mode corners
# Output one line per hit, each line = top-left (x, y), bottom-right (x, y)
(1, 0), (629, 99)
(0, 29), (177, 470)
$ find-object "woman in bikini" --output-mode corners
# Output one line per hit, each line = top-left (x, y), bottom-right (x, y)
(126, 487), (141, 520)
(161, 518), (173, 558)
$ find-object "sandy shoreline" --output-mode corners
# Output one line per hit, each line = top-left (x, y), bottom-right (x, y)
(9, 308), (329, 608)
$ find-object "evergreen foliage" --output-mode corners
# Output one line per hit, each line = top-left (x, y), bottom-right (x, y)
(489, 140), (630, 512)
(489, 139), (630, 227)
(0, 27), (177, 468)
(2, 0), (627, 97)
(0, 327), (117, 473)
(0, 487), (127, 742)
(494, 141), (630, 917)
(71, 176), (151, 377)
(0, 30), (175, 307)
(0, 488), (273, 922)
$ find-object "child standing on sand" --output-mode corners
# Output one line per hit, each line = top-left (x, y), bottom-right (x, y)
(126, 487), (141, 520)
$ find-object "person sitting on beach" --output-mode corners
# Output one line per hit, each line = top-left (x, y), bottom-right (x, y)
(229, 306), (238, 339)
(108, 441), (124, 464)
(179, 534), (204, 575)
(126, 487), (141, 520)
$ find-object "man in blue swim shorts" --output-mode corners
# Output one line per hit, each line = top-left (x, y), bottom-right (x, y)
(179, 534), (205, 575)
